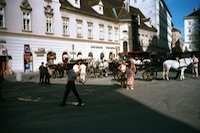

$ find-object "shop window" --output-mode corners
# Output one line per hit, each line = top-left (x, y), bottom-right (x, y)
(47, 51), (56, 64)
(100, 52), (104, 60)
(62, 52), (69, 64)
(88, 52), (93, 57)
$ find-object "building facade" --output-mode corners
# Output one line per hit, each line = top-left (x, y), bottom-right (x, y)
(183, 8), (200, 52)
(130, 0), (172, 55)
(171, 28), (183, 53)
(0, 0), (161, 73)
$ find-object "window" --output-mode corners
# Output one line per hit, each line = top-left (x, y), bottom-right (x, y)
(99, 24), (104, 40)
(22, 12), (31, 31)
(87, 22), (93, 39)
(188, 28), (191, 33)
(134, 0), (137, 3)
(44, 5), (54, 34)
(75, 0), (78, 4)
(188, 21), (191, 25)
(46, 16), (53, 33)
(88, 52), (93, 57)
(114, 27), (119, 41)
(76, 20), (82, 37)
(0, 7), (5, 27)
(108, 26), (112, 41)
(20, 0), (32, 31)
(63, 18), (69, 35)
(188, 35), (191, 41)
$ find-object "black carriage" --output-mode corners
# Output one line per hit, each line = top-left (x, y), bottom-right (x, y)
(117, 51), (158, 81)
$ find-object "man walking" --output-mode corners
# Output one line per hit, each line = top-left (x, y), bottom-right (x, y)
(60, 66), (84, 106)
(39, 62), (45, 84)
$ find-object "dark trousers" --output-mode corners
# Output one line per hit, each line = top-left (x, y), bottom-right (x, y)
(39, 74), (44, 83)
(62, 80), (82, 104)
(45, 73), (50, 84)
(113, 68), (118, 79)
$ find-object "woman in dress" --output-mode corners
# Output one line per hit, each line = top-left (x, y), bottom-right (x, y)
(118, 60), (126, 88)
(126, 61), (136, 90)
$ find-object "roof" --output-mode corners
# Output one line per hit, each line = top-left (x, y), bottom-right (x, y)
(172, 28), (180, 32)
(59, 0), (157, 32)
(184, 8), (200, 19)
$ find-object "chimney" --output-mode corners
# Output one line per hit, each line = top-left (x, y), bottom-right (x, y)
(124, 0), (130, 12)
(194, 7), (199, 11)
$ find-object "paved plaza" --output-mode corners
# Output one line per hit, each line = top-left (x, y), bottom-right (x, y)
(0, 71), (200, 133)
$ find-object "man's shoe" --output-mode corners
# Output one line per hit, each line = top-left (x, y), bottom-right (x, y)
(76, 102), (84, 107)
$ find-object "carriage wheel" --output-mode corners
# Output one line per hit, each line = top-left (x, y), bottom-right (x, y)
(142, 70), (154, 81)
(153, 71), (157, 79)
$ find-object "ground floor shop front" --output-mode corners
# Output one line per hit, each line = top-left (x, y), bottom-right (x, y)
(0, 35), (120, 74)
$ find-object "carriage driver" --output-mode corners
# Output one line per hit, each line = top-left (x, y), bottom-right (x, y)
(175, 57), (181, 79)
(192, 55), (199, 78)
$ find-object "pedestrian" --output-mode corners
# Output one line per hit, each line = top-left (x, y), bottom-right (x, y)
(126, 61), (136, 90)
(80, 60), (86, 84)
(0, 70), (5, 102)
(60, 66), (84, 107)
(118, 60), (126, 88)
(112, 59), (119, 80)
(175, 57), (181, 79)
(39, 62), (45, 84)
(192, 55), (199, 78)
(45, 63), (51, 84)
(103, 60), (109, 77)
(73, 61), (81, 82)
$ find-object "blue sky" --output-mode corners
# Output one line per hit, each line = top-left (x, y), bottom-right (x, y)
(165, 0), (200, 39)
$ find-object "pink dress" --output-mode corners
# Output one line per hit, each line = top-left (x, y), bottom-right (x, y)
(126, 68), (134, 87)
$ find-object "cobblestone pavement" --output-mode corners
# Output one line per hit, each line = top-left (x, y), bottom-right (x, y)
(0, 71), (200, 133)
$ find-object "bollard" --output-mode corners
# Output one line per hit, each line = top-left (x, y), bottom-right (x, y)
(16, 72), (22, 82)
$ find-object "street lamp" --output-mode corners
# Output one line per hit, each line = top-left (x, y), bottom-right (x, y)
(72, 44), (74, 60)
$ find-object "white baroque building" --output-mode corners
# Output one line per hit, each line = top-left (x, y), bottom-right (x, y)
(183, 8), (200, 52)
(0, 0), (161, 74)
(130, 0), (173, 54)
(0, 0), (122, 73)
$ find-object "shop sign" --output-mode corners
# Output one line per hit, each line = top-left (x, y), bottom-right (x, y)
(70, 51), (76, 54)
(91, 46), (103, 49)
(38, 48), (45, 51)
(106, 46), (115, 49)
(24, 44), (30, 54)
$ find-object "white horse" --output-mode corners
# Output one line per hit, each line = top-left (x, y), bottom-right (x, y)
(163, 58), (193, 80)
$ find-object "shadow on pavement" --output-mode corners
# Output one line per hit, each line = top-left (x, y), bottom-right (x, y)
(0, 78), (199, 133)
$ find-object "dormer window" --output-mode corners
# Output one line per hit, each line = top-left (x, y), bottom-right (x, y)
(137, 15), (140, 25)
(67, 0), (80, 9)
(92, 0), (104, 15)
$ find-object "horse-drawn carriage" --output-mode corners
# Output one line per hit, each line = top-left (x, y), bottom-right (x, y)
(117, 51), (158, 81)
(48, 58), (90, 78)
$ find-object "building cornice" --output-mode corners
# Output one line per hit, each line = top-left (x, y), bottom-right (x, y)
(0, 31), (119, 45)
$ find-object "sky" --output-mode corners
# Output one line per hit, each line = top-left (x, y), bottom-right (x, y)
(164, 0), (200, 39)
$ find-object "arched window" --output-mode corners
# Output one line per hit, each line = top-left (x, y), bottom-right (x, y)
(109, 52), (114, 60)
(47, 51), (56, 64)
(77, 52), (82, 58)
(123, 41), (128, 52)
(88, 52), (93, 57)
(62, 52), (69, 64)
